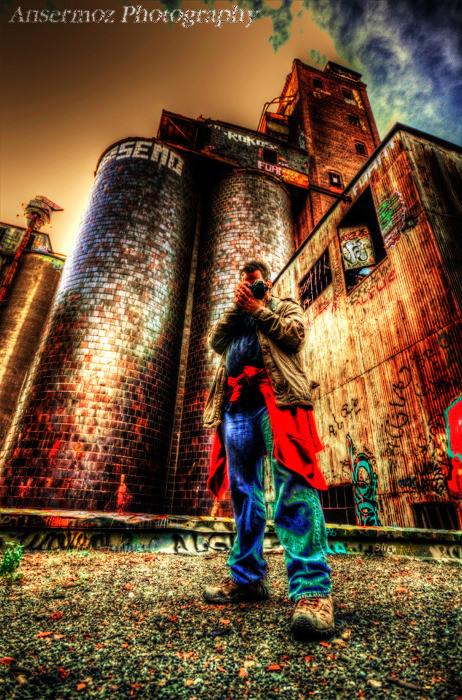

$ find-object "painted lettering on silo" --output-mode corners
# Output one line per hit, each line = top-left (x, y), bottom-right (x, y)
(0, 139), (197, 513)
(169, 170), (294, 516)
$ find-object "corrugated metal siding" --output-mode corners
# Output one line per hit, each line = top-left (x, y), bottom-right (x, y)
(274, 129), (462, 529)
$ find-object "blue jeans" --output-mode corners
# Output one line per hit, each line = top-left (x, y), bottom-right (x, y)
(222, 405), (331, 601)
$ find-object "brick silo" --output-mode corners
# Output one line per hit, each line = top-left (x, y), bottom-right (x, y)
(0, 138), (197, 513)
(0, 251), (64, 444)
(168, 169), (295, 516)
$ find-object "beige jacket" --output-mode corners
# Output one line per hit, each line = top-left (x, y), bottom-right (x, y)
(203, 296), (318, 429)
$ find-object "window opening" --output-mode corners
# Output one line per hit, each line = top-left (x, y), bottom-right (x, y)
(412, 502), (459, 530)
(329, 171), (343, 188)
(262, 148), (278, 165)
(338, 187), (386, 292)
(319, 484), (356, 525)
(348, 114), (360, 126)
(313, 78), (324, 90)
(298, 248), (332, 310)
(355, 141), (367, 156)
(343, 88), (353, 100)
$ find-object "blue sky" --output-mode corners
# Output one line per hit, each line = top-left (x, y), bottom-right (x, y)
(261, 0), (462, 145)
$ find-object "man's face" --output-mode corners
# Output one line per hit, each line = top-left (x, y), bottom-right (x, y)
(241, 270), (272, 301)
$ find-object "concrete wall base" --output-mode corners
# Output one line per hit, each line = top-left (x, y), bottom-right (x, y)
(0, 508), (460, 564)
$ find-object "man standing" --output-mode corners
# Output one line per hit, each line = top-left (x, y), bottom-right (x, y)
(203, 260), (334, 639)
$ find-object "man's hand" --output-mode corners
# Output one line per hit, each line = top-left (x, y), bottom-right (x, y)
(234, 282), (266, 315)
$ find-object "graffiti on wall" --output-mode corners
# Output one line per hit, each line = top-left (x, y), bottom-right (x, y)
(257, 160), (282, 176)
(328, 398), (362, 438)
(377, 191), (405, 249)
(384, 361), (450, 499)
(348, 257), (396, 306)
(30, 233), (52, 253)
(382, 325), (462, 502)
(339, 227), (376, 270)
(446, 396), (462, 498)
(0, 226), (24, 255)
(346, 434), (381, 526)
(438, 328), (462, 372)
(97, 139), (185, 176)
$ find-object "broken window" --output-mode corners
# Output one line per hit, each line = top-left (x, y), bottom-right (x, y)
(313, 78), (324, 90)
(338, 187), (386, 292)
(342, 88), (353, 100)
(348, 114), (360, 127)
(355, 141), (367, 156)
(298, 248), (332, 310)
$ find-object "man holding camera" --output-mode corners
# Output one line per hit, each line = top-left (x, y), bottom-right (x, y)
(203, 260), (334, 639)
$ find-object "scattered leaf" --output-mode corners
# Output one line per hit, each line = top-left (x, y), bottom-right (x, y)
(36, 631), (53, 638)
(239, 667), (248, 677)
(1, 657), (16, 666)
(332, 639), (347, 647)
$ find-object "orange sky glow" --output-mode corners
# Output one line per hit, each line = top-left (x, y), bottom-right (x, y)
(0, 1), (341, 256)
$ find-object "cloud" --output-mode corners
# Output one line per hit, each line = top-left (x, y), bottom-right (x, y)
(237, 0), (462, 145)
(300, 0), (462, 145)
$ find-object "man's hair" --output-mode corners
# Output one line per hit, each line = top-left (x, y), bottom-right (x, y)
(240, 260), (272, 282)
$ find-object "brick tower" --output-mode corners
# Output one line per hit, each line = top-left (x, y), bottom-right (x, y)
(261, 59), (381, 246)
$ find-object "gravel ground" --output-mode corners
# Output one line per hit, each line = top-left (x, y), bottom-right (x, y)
(0, 550), (461, 700)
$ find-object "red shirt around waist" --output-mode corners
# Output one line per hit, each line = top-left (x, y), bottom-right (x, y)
(207, 366), (327, 499)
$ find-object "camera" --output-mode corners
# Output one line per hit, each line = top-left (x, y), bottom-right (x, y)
(249, 280), (268, 299)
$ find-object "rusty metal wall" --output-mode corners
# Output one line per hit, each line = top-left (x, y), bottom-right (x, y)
(0, 253), (64, 444)
(0, 139), (197, 514)
(273, 128), (462, 529)
(169, 170), (295, 516)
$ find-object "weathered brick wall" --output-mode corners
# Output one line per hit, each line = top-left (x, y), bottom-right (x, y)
(293, 60), (380, 238)
(0, 253), (63, 443)
(0, 139), (197, 513)
(170, 170), (295, 516)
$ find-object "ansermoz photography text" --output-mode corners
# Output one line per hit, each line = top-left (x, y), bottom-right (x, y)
(9, 4), (261, 28)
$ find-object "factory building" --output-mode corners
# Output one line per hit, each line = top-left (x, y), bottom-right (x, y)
(0, 59), (460, 529)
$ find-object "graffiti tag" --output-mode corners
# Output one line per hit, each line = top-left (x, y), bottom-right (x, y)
(346, 434), (381, 526)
